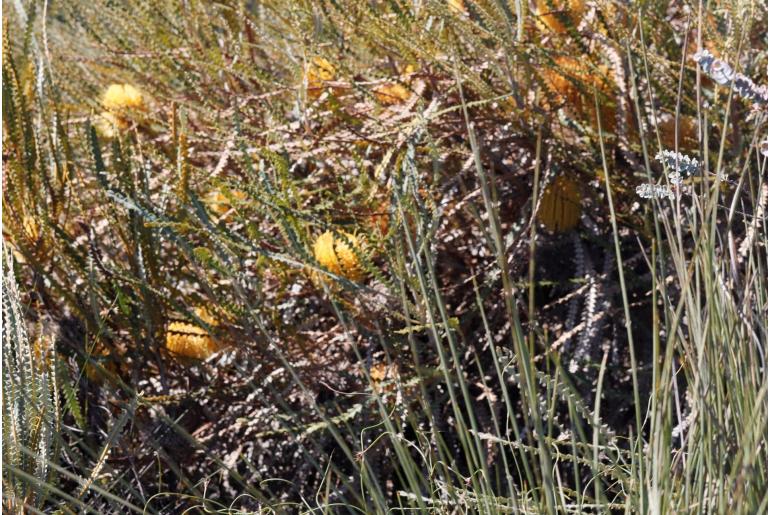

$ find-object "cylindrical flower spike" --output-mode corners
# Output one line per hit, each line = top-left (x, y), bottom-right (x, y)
(102, 84), (145, 113)
(98, 84), (145, 137)
(165, 307), (219, 360)
(313, 230), (365, 281)
(537, 176), (582, 232)
(305, 57), (338, 99)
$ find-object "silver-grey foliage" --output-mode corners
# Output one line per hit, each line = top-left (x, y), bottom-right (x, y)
(2, 248), (60, 513)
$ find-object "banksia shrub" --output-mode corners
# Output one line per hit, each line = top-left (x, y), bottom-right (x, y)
(3, 1), (766, 512)
(313, 231), (365, 281)
(537, 175), (582, 232)
(165, 307), (220, 360)
(3, 253), (61, 513)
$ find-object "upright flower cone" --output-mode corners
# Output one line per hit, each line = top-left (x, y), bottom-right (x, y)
(313, 231), (365, 281)
(98, 84), (145, 136)
(166, 307), (220, 360)
(537, 176), (582, 232)
(102, 84), (145, 113)
(305, 57), (339, 99)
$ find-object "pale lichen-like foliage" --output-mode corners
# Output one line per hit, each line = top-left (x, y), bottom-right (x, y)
(694, 49), (768, 106)
(2, 248), (60, 512)
(636, 183), (674, 200)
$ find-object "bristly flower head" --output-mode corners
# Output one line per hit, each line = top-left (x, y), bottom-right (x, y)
(693, 50), (768, 106)
(102, 84), (145, 113)
(305, 57), (338, 99)
(165, 307), (219, 360)
(313, 231), (364, 281)
(536, 176), (582, 232)
(636, 183), (674, 200)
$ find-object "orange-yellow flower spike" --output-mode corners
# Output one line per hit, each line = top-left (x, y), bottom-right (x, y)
(537, 176), (582, 233)
(313, 231), (364, 281)
(102, 84), (145, 113)
(165, 307), (219, 360)
(374, 82), (412, 105)
(306, 57), (337, 99)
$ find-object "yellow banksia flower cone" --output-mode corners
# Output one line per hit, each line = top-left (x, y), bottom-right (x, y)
(306, 57), (338, 99)
(98, 84), (145, 137)
(313, 231), (365, 281)
(537, 176), (582, 232)
(166, 307), (219, 360)
(102, 84), (145, 113)
(374, 82), (411, 105)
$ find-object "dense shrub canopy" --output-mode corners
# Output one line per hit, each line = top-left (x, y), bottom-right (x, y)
(2, 0), (767, 513)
